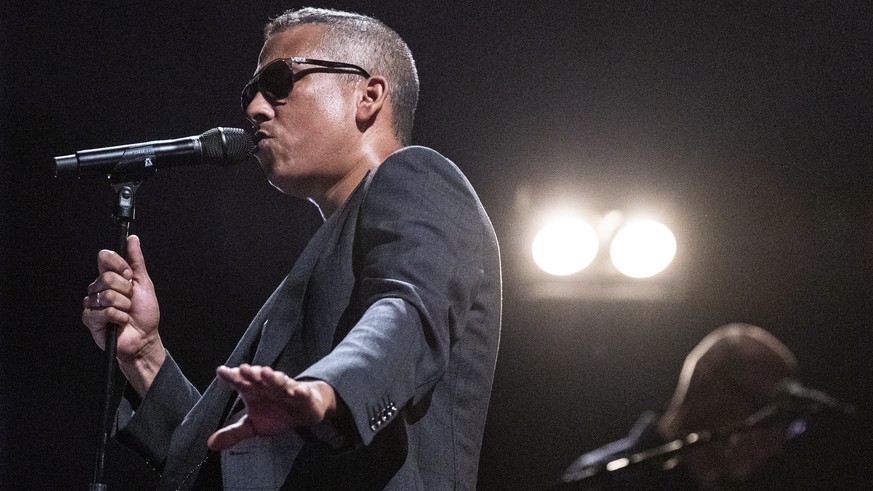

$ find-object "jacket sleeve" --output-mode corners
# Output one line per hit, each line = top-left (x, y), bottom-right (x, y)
(115, 351), (201, 469)
(299, 147), (491, 445)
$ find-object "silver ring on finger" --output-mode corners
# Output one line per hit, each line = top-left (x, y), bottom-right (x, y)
(96, 291), (102, 308)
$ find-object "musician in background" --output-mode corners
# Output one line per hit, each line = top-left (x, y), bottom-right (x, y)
(562, 323), (803, 490)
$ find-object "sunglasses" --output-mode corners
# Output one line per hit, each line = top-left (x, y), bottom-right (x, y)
(241, 57), (370, 111)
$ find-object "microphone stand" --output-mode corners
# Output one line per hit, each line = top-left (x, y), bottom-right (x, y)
(90, 175), (145, 491)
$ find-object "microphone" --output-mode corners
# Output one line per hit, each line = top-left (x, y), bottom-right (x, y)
(778, 381), (856, 415)
(53, 127), (254, 180)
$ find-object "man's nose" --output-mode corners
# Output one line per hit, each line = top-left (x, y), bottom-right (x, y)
(245, 91), (273, 124)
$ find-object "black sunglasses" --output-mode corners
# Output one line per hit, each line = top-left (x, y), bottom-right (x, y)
(241, 57), (370, 111)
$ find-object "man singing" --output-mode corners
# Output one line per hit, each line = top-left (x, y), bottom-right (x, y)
(82, 7), (501, 490)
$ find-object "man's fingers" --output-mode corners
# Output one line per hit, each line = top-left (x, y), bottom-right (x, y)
(238, 364), (265, 383)
(216, 366), (252, 391)
(216, 365), (240, 383)
(83, 292), (105, 310)
(96, 249), (131, 277)
(270, 370), (288, 387)
(207, 415), (256, 451)
(83, 306), (130, 329)
(82, 309), (106, 343)
(216, 365), (294, 399)
(88, 271), (134, 298)
(257, 366), (290, 387)
(82, 307), (131, 349)
(83, 289), (132, 311)
(91, 236), (147, 297)
(234, 365), (290, 387)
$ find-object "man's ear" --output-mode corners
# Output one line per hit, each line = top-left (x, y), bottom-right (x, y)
(356, 75), (388, 123)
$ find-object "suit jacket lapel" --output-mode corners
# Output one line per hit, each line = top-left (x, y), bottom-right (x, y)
(251, 215), (335, 366)
(252, 172), (372, 367)
(162, 173), (372, 489)
(158, 309), (268, 490)
(159, 219), (333, 490)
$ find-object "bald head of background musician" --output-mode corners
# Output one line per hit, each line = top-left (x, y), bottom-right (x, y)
(658, 323), (798, 488)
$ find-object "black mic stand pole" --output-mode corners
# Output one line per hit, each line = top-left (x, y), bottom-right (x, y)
(90, 175), (145, 491)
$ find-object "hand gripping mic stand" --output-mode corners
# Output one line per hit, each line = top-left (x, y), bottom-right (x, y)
(90, 160), (154, 491)
(56, 126), (254, 490)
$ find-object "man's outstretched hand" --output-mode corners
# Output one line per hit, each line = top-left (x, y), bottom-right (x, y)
(207, 364), (337, 450)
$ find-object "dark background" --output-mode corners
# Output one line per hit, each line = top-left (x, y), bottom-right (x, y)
(2, 1), (871, 489)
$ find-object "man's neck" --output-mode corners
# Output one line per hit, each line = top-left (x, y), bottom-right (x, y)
(317, 142), (401, 217)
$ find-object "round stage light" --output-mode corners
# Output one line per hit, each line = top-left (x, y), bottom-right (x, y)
(610, 220), (676, 278)
(532, 219), (599, 276)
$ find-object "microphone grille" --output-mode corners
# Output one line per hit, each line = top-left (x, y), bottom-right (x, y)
(199, 127), (254, 166)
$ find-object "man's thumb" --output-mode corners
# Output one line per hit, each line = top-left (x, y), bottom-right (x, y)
(126, 235), (150, 279)
(207, 416), (254, 451)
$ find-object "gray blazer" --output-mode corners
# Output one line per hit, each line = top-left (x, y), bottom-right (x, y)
(115, 146), (502, 490)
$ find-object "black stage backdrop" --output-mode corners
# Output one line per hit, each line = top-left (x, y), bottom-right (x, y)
(2, 1), (871, 489)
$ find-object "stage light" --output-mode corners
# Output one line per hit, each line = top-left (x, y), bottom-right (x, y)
(514, 184), (684, 301)
(609, 220), (677, 278)
(532, 218), (599, 276)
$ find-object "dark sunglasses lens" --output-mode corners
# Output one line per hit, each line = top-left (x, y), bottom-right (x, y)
(259, 61), (294, 100)
(241, 82), (258, 110)
(240, 61), (294, 110)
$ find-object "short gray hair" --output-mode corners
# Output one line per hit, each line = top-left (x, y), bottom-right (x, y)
(265, 7), (419, 146)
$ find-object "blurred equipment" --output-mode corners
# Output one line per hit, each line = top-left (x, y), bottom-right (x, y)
(558, 324), (857, 490)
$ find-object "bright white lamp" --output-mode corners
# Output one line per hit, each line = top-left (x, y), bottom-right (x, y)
(610, 220), (676, 278)
(532, 218), (599, 276)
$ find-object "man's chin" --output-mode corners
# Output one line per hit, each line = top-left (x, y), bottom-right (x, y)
(253, 152), (270, 167)
(265, 175), (300, 197)
(255, 155), (279, 179)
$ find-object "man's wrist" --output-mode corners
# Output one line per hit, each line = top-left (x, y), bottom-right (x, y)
(118, 342), (167, 397)
(308, 380), (338, 419)
(303, 380), (356, 450)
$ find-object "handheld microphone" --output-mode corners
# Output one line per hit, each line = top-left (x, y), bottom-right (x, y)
(53, 127), (254, 180)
